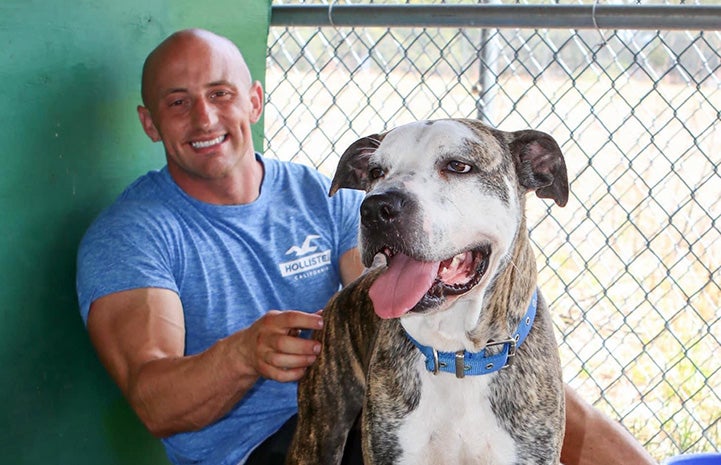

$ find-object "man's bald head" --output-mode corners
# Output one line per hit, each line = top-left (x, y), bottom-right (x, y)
(140, 28), (252, 108)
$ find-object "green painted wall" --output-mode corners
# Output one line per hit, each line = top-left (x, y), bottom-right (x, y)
(0, 1), (270, 463)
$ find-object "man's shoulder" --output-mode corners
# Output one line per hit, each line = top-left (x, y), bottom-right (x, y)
(269, 156), (364, 207)
(86, 169), (180, 235)
(264, 156), (330, 183)
(116, 168), (172, 202)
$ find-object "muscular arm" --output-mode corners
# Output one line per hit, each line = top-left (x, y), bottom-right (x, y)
(561, 384), (657, 465)
(87, 287), (323, 437)
(339, 247), (365, 286)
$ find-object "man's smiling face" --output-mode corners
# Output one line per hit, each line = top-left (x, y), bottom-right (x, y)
(137, 29), (263, 185)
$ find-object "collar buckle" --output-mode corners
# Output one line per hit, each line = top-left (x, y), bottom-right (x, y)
(484, 337), (518, 369)
(432, 348), (440, 375)
(455, 351), (468, 378)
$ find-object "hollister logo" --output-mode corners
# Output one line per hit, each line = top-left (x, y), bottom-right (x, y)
(280, 234), (331, 278)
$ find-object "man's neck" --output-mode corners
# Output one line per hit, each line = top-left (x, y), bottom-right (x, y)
(168, 156), (264, 206)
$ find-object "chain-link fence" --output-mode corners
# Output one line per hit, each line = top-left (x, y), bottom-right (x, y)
(265, 0), (720, 460)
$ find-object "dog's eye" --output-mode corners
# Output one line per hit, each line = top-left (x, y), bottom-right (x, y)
(369, 167), (385, 180)
(446, 161), (472, 174)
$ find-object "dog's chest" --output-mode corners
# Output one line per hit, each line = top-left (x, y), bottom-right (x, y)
(393, 359), (516, 465)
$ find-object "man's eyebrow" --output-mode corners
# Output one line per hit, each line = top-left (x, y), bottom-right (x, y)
(162, 87), (188, 97)
(159, 81), (237, 97)
(207, 80), (236, 88)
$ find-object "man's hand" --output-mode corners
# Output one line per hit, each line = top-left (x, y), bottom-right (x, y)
(236, 310), (323, 383)
(88, 288), (325, 436)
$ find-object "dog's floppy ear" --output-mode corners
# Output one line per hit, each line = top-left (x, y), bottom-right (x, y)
(329, 133), (386, 196)
(509, 130), (569, 207)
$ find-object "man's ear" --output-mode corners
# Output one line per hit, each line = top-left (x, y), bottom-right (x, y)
(137, 105), (161, 142)
(248, 81), (264, 124)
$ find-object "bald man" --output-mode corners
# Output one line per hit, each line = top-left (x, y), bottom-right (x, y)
(76, 29), (656, 465)
(77, 29), (365, 465)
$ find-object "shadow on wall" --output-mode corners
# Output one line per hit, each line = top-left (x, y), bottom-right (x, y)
(0, 29), (168, 465)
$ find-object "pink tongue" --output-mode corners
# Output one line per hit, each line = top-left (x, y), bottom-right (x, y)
(369, 253), (440, 319)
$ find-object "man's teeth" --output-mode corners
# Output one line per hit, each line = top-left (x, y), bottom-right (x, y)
(191, 135), (225, 149)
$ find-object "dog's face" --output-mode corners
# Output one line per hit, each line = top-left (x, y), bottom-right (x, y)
(331, 119), (568, 320)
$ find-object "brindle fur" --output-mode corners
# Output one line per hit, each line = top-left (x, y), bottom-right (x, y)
(287, 119), (567, 465)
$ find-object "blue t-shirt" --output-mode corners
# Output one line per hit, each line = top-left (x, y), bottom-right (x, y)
(76, 154), (363, 465)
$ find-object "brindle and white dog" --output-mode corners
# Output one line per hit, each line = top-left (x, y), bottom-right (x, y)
(286, 119), (568, 465)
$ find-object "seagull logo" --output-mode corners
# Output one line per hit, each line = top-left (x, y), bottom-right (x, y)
(280, 234), (331, 278)
(286, 234), (321, 257)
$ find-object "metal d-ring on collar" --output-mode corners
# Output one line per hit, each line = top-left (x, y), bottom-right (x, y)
(405, 290), (538, 379)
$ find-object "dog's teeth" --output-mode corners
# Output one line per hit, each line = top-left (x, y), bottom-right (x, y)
(371, 253), (388, 268)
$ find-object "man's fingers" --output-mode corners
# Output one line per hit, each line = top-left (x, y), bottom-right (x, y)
(259, 351), (317, 382)
(271, 310), (323, 332)
(249, 310), (324, 382)
(277, 332), (321, 356)
(266, 351), (317, 370)
(267, 366), (307, 383)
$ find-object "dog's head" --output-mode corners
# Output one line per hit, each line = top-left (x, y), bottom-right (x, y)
(331, 119), (568, 320)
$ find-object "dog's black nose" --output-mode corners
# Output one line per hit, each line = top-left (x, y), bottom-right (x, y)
(361, 191), (405, 227)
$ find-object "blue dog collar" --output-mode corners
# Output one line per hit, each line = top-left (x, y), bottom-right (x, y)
(405, 290), (538, 378)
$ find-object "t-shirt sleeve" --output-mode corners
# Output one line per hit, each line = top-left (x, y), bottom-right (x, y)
(75, 202), (178, 325)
